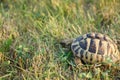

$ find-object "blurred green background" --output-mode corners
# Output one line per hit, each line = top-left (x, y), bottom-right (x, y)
(0, 0), (120, 80)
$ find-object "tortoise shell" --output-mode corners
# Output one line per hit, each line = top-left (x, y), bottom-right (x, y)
(71, 33), (119, 64)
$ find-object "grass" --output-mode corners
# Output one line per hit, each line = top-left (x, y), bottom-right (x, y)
(0, 0), (120, 80)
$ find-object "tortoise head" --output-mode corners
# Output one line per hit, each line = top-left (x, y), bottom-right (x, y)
(60, 39), (74, 49)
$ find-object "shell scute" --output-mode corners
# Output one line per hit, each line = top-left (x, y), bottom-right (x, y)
(88, 39), (97, 53)
(71, 33), (119, 64)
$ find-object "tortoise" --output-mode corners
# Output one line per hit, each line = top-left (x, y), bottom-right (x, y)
(60, 32), (120, 65)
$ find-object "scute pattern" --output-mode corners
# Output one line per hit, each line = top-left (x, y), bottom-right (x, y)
(87, 33), (95, 38)
(89, 39), (96, 53)
(71, 33), (120, 64)
(79, 40), (87, 50)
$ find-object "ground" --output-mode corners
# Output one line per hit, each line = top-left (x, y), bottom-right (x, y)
(0, 0), (120, 80)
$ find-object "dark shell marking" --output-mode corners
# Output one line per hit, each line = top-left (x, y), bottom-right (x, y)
(71, 33), (119, 64)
